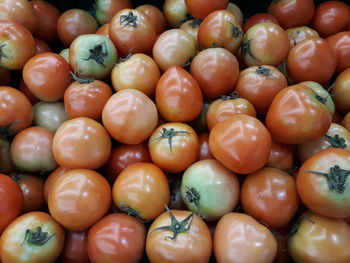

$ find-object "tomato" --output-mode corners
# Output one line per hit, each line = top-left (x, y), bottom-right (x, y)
(198, 10), (243, 54)
(185, 0), (228, 20)
(287, 38), (336, 86)
(243, 13), (279, 32)
(288, 211), (350, 263)
(53, 117), (111, 170)
(64, 77), (112, 121)
(266, 139), (294, 171)
(163, 0), (189, 28)
(285, 26), (319, 50)
(0, 86), (33, 134)
(298, 123), (350, 163)
(311, 1), (350, 38)
(109, 9), (156, 57)
(23, 52), (72, 102)
(0, 0), (38, 33)
(61, 230), (89, 263)
(44, 166), (71, 203)
(153, 29), (196, 72)
(30, 0), (60, 42)
(179, 19), (200, 49)
(19, 79), (39, 105)
(332, 67), (350, 113)
(34, 38), (51, 55)
(327, 31), (350, 75)
(59, 48), (70, 63)
(0, 138), (15, 174)
(146, 208), (212, 263)
(0, 20), (35, 70)
(112, 163), (170, 221)
(180, 159), (240, 221)
(198, 133), (213, 160)
(10, 126), (57, 172)
(156, 66), (202, 122)
(297, 148), (350, 218)
(33, 101), (70, 132)
(10, 173), (45, 213)
(136, 4), (167, 35)
(235, 65), (287, 114)
(103, 143), (151, 184)
(214, 212), (277, 263)
(149, 123), (199, 173)
(342, 112), (350, 131)
(206, 96), (256, 130)
(87, 214), (146, 263)
(0, 211), (65, 263)
(102, 89), (158, 144)
(0, 174), (23, 234)
(241, 167), (299, 229)
(266, 83), (332, 144)
(95, 23), (110, 38)
(57, 9), (98, 47)
(111, 53), (160, 97)
(209, 114), (271, 174)
(226, 2), (243, 25)
(242, 22), (289, 67)
(48, 169), (111, 231)
(188, 100), (211, 133)
(267, 0), (315, 29)
(190, 47), (239, 99)
(95, 0), (132, 26)
(69, 34), (117, 79)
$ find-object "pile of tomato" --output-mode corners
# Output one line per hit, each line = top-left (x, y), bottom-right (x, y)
(1, 0), (350, 262)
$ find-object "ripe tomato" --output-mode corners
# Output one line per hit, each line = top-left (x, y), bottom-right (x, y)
(242, 13), (279, 32)
(152, 29), (196, 72)
(209, 114), (271, 174)
(332, 67), (350, 113)
(103, 143), (151, 184)
(162, 0), (189, 28)
(33, 101), (69, 132)
(327, 31), (350, 74)
(185, 0), (228, 20)
(87, 214), (146, 263)
(0, 174), (23, 234)
(61, 230), (89, 263)
(95, 23), (110, 38)
(266, 83), (332, 144)
(102, 89), (158, 144)
(0, 20), (35, 70)
(297, 148), (350, 218)
(64, 78), (112, 121)
(19, 79), (39, 105)
(285, 26), (319, 50)
(136, 4), (167, 35)
(214, 212), (277, 263)
(109, 9), (156, 57)
(311, 1), (350, 38)
(266, 139), (294, 171)
(52, 117), (111, 170)
(43, 166), (71, 203)
(23, 52), (72, 102)
(242, 22), (289, 67)
(57, 9), (98, 47)
(179, 19), (200, 49)
(288, 211), (350, 263)
(48, 169), (111, 231)
(198, 10), (243, 54)
(146, 208), (212, 263)
(342, 112), (350, 131)
(112, 162), (170, 221)
(287, 38), (336, 86)
(149, 123), (199, 173)
(235, 65), (287, 114)
(111, 53), (160, 97)
(267, 0), (315, 29)
(190, 47), (239, 98)
(0, 138), (15, 174)
(198, 133), (213, 160)
(241, 167), (299, 229)
(0, 86), (33, 134)
(95, 0), (132, 26)
(180, 159), (240, 221)
(0, 211), (65, 263)
(156, 66), (202, 122)
(34, 38), (51, 55)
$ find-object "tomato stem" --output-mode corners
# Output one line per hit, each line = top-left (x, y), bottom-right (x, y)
(0, 120), (20, 138)
(81, 42), (108, 68)
(21, 226), (56, 246)
(119, 203), (149, 223)
(0, 43), (11, 61)
(324, 134), (347, 149)
(185, 186), (200, 212)
(120, 12), (138, 28)
(70, 72), (95, 84)
(227, 21), (242, 38)
(189, 19), (200, 28)
(255, 66), (276, 78)
(220, 91), (241, 100)
(150, 128), (190, 152)
(241, 38), (261, 62)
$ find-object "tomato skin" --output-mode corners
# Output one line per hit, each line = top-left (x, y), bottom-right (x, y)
(48, 169), (111, 231)
(163, 0), (189, 29)
(332, 68), (350, 113)
(102, 89), (158, 144)
(95, 23), (110, 38)
(146, 210), (212, 263)
(288, 211), (350, 263)
(241, 167), (299, 229)
(179, 19), (200, 49)
(0, 20), (35, 70)
(342, 112), (350, 132)
(112, 163), (170, 221)
(214, 212), (277, 263)
(136, 4), (167, 35)
(87, 214), (146, 263)
(198, 133), (213, 160)
(44, 166), (71, 203)
(327, 31), (350, 75)
(287, 38), (336, 86)
(23, 52), (72, 102)
(185, 0), (228, 20)
(285, 26), (319, 50)
(0, 174), (23, 234)
(61, 230), (90, 263)
(34, 38), (51, 55)
(209, 114), (271, 174)
(95, 0), (132, 26)
(243, 13), (279, 32)
(266, 139), (294, 171)
(0, 211), (65, 263)
(52, 117), (111, 170)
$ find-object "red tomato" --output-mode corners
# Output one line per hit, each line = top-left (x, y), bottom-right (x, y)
(61, 230), (90, 263)
(34, 38), (51, 55)
(95, 0), (132, 26)
(285, 26), (319, 50)
(266, 139), (294, 171)
(327, 31), (350, 75)
(44, 166), (71, 203)
(163, 0), (189, 28)
(185, 0), (228, 20)
(95, 23), (110, 38)
(87, 214), (146, 263)
(19, 79), (39, 105)
(332, 67), (350, 113)
(243, 13), (279, 32)
(0, 174), (23, 234)
(342, 112), (350, 131)
(198, 133), (213, 160)
(209, 114), (271, 174)
(136, 4), (167, 35)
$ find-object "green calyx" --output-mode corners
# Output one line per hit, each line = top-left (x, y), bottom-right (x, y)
(22, 226), (55, 246)
(81, 42), (108, 68)
(325, 134), (347, 149)
(150, 128), (190, 151)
